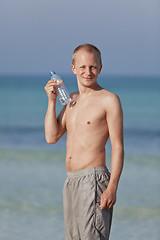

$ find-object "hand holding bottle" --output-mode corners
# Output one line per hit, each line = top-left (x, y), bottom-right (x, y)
(44, 79), (63, 102)
(49, 71), (71, 105)
(44, 71), (71, 105)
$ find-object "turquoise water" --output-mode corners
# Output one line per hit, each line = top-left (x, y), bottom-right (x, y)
(0, 74), (160, 239)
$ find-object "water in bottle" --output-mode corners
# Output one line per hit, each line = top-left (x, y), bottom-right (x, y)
(50, 71), (71, 105)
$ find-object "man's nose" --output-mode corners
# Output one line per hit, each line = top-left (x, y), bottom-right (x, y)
(86, 67), (92, 75)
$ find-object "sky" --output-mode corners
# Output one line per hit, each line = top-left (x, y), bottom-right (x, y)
(0, 0), (160, 76)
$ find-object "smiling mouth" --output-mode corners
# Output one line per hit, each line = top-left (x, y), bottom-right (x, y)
(84, 77), (92, 80)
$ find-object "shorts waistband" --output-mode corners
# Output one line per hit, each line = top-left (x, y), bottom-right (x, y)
(67, 166), (109, 178)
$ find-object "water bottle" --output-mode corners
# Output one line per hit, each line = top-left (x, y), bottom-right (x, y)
(50, 71), (71, 106)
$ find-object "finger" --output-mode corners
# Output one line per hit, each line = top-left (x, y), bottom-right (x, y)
(55, 80), (64, 87)
(48, 81), (63, 88)
(46, 82), (57, 88)
(100, 204), (105, 210)
(45, 80), (57, 87)
(108, 201), (113, 209)
(45, 87), (56, 96)
(100, 198), (108, 210)
(45, 85), (55, 92)
(47, 79), (57, 83)
(45, 79), (63, 88)
(48, 79), (63, 84)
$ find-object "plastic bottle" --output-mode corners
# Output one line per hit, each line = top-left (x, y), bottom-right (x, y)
(50, 71), (71, 106)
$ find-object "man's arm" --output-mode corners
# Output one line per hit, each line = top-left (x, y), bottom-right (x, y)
(100, 94), (124, 210)
(44, 80), (67, 144)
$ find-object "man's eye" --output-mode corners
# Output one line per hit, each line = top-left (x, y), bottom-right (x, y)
(80, 66), (85, 69)
(91, 66), (97, 69)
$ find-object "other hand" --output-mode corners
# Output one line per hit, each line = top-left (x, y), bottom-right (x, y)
(100, 186), (116, 210)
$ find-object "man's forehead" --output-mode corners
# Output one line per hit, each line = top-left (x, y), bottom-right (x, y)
(77, 48), (97, 56)
(75, 49), (98, 61)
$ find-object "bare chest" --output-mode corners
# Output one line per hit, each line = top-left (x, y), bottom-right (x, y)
(66, 99), (106, 131)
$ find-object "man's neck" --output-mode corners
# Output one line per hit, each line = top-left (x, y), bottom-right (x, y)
(77, 82), (101, 96)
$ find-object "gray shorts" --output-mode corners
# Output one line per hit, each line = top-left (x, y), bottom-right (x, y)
(63, 166), (113, 240)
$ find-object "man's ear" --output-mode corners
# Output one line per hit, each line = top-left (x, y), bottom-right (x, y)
(99, 64), (102, 74)
(71, 65), (77, 75)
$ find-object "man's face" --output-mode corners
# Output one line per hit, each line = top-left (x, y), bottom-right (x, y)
(71, 49), (102, 88)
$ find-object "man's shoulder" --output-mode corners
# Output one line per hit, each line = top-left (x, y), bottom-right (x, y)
(99, 88), (120, 101)
(98, 88), (121, 110)
(70, 91), (79, 98)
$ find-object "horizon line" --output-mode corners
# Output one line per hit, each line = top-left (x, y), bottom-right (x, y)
(0, 72), (160, 78)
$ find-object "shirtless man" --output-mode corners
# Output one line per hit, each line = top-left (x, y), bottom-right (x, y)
(44, 44), (124, 240)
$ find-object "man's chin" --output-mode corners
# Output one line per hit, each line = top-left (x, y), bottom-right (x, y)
(77, 77), (97, 87)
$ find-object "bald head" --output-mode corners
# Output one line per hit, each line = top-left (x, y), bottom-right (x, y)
(72, 44), (102, 67)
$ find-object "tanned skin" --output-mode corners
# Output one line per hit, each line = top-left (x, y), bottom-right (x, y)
(44, 47), (124, 210)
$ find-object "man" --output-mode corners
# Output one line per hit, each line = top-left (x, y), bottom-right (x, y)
(44, 44), (124, 240)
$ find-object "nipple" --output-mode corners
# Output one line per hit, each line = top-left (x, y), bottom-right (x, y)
(87, 121), (91, 124)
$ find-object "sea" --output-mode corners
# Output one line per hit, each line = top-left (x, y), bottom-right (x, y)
(0, 74), (160, 240)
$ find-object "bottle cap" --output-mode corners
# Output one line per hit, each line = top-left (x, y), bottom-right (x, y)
(50, 71), (56, 76)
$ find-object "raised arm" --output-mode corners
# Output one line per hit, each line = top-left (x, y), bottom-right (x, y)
(44, 79), (67, 144)
(100, 94), (124, 209)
